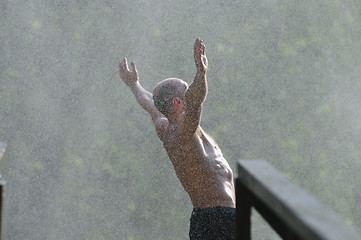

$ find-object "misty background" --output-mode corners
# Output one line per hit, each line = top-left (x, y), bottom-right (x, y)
(1, 0), (361, 239)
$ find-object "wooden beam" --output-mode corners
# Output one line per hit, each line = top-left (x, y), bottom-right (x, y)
(235, 177), (252, 239)
(237, 159), (361, 240)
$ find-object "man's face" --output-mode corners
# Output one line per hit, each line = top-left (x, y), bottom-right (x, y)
(170, 82), (187, 118)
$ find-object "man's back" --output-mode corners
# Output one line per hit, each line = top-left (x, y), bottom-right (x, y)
(119, 38), (236, 239)
(161, 123), (235, 209)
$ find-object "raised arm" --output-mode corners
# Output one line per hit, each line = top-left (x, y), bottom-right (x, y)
(119, 58), (168, 137)
(186, 38), (208, 106)
(180, 38), (209, 137)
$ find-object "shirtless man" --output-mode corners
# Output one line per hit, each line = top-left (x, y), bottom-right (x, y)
(119, 38), (236, 239)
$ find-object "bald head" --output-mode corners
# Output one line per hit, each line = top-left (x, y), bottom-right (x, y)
(153, 78), (188, 117)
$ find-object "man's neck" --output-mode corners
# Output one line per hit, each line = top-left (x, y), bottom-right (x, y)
(168, 112), (183, 124)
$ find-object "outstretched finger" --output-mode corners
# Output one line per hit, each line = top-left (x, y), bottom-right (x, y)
(194, 38), (201, 51)
(123, 58), (130, 71)
(119, 59), (123, 69)
(131, 61), (137, 73)
(202, 42), (206, 55)
(119, 57), (127, 71)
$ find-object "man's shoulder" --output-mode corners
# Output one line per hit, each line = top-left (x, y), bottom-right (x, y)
(155, 117), (168, 128)
(154, 117), (169, 140)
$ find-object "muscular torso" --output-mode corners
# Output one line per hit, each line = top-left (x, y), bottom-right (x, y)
(162, 125), (235, 209)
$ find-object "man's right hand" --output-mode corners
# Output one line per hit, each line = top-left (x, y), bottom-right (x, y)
(194, 38), (208, 74)
(119, 57), (139, 87)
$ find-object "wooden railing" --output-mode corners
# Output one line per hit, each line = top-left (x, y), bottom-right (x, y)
(235, 159), (361, 240)
(0, 142), (6, 240)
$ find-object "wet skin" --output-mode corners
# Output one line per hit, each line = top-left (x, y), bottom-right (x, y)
(119, 38), (235, 209)
(162, 125), (235, 209)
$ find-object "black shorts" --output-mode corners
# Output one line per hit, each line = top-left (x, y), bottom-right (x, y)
(189, 206), (236, 240)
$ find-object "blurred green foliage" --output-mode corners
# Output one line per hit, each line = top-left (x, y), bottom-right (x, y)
(1, 0), (361, 239)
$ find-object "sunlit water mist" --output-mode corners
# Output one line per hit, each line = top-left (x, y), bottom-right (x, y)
(1, 1), (361, 239)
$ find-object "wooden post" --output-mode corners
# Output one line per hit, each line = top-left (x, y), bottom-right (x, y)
(0, 180), (4, 240)
(0, 142), (6, 240)
(235, 177), (251, 240)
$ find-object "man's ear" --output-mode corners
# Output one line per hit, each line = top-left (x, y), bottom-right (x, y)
(172, 97), (181, 105)
(172, 97), (183, 113)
